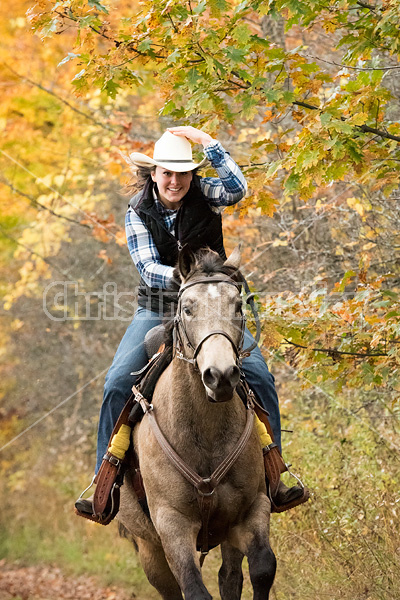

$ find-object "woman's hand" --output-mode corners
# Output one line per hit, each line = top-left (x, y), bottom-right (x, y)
(167, 126), (215, 148)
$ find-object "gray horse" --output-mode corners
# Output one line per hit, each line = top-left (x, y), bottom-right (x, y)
(118, 247), (276, 600)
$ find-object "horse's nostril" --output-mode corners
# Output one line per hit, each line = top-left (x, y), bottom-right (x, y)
(224, 365), (240, 387)
(203, 367), (221, 390)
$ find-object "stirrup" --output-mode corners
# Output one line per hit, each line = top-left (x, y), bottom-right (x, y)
(269, 465), (310, 513)
(263, 444), (310, 513)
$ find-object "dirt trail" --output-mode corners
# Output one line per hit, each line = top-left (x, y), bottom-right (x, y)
(0, 561), (135, 600)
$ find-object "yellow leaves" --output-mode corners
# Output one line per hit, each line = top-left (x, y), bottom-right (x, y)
(53, 175), (65, 188)
(322, 20), (337, 33)
(362, 242), (376, 251)
(308, 79), (323, 95)
(107, 161), (122, 177)
(350, 113), (369, 126)
(257, 192), (279, 217)
(346, 197), (365, 217)
(292, 109), (305, 122)
(114, 229), (126, 246)
(10, 319), (24, 331)
(261, 324), (283, 349)
(272, 238), (288, 247)
(246, 172), (279, 217)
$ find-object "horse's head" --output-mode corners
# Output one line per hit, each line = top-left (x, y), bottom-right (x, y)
(174, 246), (244, 403)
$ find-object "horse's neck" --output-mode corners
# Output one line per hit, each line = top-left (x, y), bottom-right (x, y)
(156, 358), (244, 449)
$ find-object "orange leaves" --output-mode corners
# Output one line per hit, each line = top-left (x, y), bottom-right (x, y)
(257, 191), (279, 217)
(97, 249), (112, 264)
(245, 172), (279, 218)
(114, 230), (126, 247)
(262, 109), (274, 123)
(80, 213), (122, 244)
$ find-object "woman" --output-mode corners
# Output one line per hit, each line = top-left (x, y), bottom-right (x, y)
(76, 126), (308, 515)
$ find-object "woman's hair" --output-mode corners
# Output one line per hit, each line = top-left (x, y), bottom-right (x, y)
(123, 166), (155, 196)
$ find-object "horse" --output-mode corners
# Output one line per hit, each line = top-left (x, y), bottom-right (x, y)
(117, 246), (276, 600)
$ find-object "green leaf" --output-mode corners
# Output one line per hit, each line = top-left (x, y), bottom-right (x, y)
(297, 149), (320, 169)
(137, 39), (152, 52)
(208, 0), (229, 18)
(40, 18), (58, 39)
(167, 48), (180, 64)
(330, 120), (354, 135)
(232, 23), (252, 46)
(88, 0), (109, 14)
(224, 47), (247, 63)
(103, 79), (120, 99)
(300, 62), (319, 74)
(285, 172), (300, 193)
(338, 270), (356, 292)
(320, 112), (332, 126)
(162, 99), (176, 115)
(192, 0), (207, 14)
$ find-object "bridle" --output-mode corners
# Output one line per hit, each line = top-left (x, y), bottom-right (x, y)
(173, 275), (257, 371)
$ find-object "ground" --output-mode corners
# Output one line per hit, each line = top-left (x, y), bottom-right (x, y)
(0, 561), (134, 600)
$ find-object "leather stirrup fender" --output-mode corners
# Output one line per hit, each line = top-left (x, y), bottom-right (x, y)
(263, 443), (287, 498)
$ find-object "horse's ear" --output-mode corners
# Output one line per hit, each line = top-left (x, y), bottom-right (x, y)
(178, 245), (196, 280)
(224, 244), (242, 271)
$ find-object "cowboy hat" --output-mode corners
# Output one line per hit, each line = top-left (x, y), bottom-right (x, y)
(128, 131), (208, 172)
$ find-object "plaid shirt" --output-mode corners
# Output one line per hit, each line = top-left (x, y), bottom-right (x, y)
(125, 140), (247, 288)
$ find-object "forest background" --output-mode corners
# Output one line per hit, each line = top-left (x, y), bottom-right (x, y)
(1, 1), (399, 599)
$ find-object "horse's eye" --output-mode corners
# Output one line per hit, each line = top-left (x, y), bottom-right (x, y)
(183, 306), (192, 316)
(235, 301), (242, 314)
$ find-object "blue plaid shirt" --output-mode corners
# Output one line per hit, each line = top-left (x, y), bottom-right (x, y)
(125, 140), (247, 288)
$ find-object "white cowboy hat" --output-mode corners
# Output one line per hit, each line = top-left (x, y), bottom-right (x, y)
(128, 131), (208, 172)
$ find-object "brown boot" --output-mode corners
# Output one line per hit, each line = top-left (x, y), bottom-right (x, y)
(263, 443), (310, 513)
(74, 494), (94, 515)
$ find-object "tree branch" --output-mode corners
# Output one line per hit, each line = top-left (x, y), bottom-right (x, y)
(285, 339), (388, 358)
(3, 64), (116, 132)
(292, 101), (400, 143)
(0, 224), (71, 277)
(0, 176), (91, 229)
(302, 54), (400, 71)
(356, 1), (377, 11)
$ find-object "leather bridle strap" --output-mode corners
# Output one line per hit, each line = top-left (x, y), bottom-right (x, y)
(177, 276), (241, 297)
(175, 276), (245, 366)
(193, 330), (240, 361)
(132, 385), (255, 558)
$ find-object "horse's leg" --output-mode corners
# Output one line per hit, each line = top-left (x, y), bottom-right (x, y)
(218, 541), (244, 600)
(228, 494), (276, 600)
(153, 509), (212, 600)
(136, 537), (183, 600)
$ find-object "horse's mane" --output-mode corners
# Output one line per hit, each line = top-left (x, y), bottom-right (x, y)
(163, 249), (242, 347)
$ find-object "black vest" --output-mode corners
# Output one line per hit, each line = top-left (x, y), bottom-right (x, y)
(129, 177), (227, 314)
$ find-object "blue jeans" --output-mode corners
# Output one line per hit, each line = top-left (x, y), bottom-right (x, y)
(96, 307), (282, 473)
